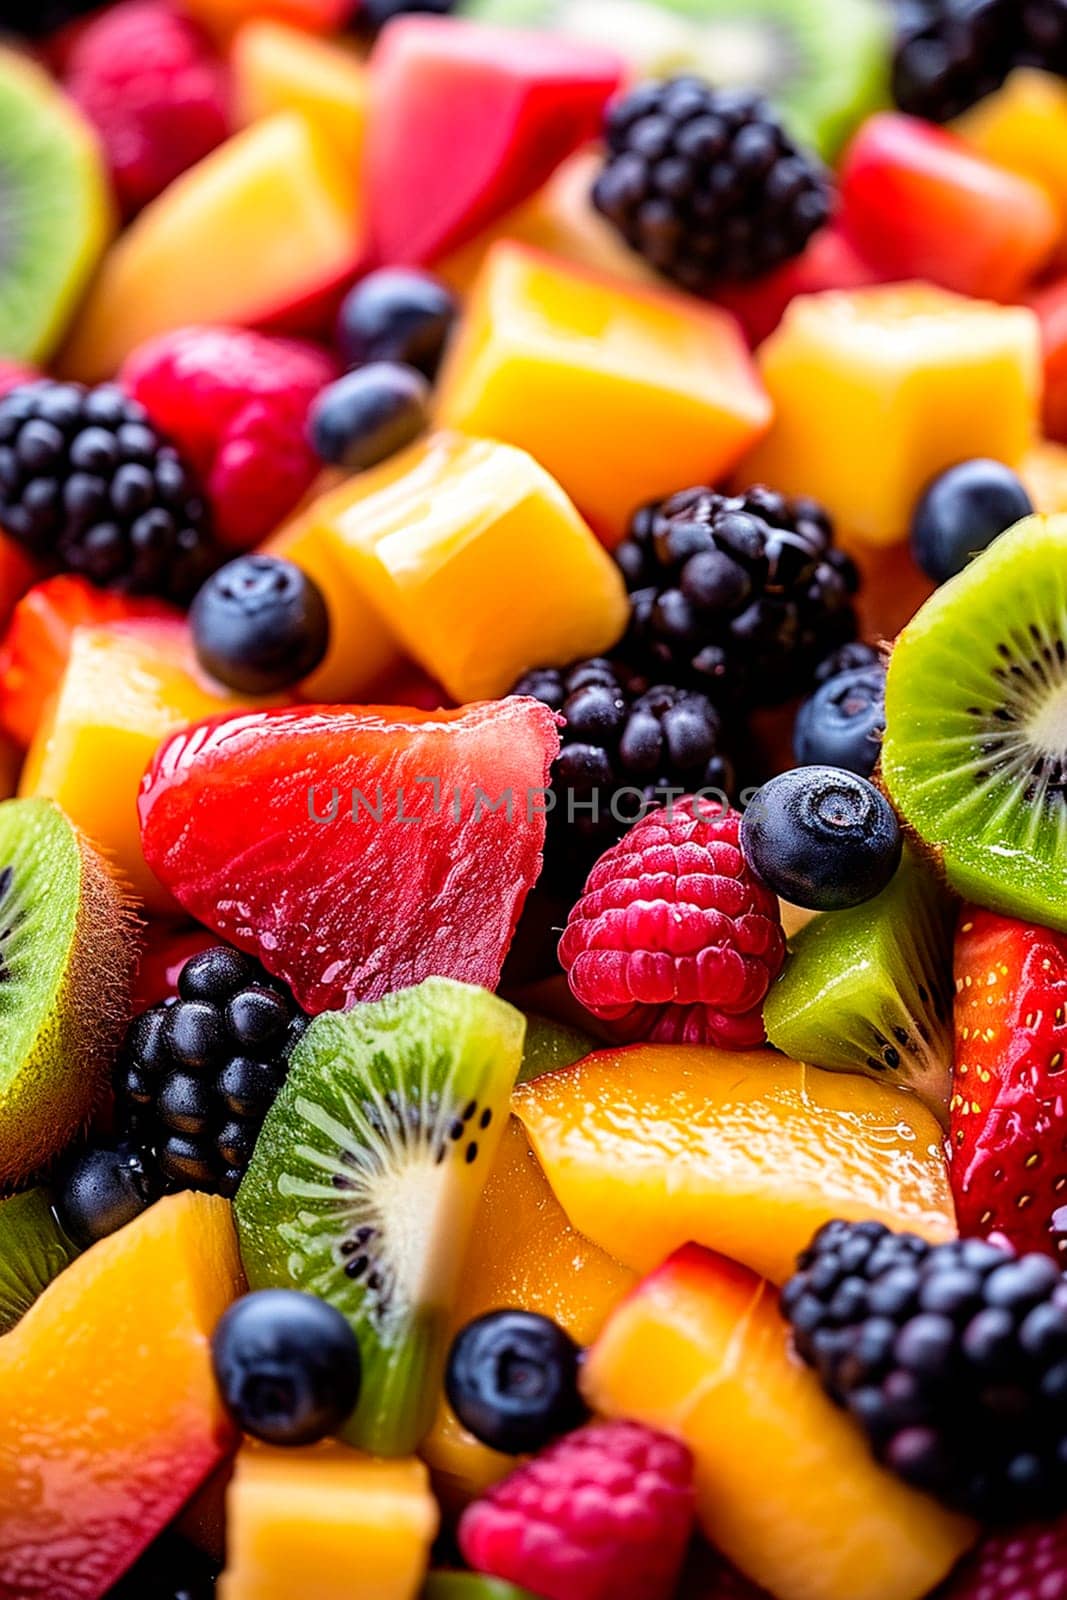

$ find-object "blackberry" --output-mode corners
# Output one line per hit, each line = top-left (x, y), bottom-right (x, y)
(593, 78), (833, 292)
(782, 1219), (1067, 1522)
(0, 381), (218, 603)
(615, 484), (860, 710)
(1021, 0), (1067, 77)
(891, 0), (1019, 121)
(114, 945), (307, 1197)
(511, 658), (734, 885)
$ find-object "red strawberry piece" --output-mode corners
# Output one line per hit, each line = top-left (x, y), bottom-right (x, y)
(939, 1517), (1067, 1599)
(951, 907), (1067, 1261)
(558, 798), (785, 1051)
(64, 0), (230, 216)
(123, 326), (339, 549)
(131, 923), (217, 1010)
(138, 697), (560, 1014)
(458, 1420), (695, 1600)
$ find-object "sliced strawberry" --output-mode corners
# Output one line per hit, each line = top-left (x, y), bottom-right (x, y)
(951, 907), (1067, 1262)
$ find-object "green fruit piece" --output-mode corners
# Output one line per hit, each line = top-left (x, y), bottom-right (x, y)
(235, 977), (526, 1456)
(0, 1186), (78, 1332)
(763, 851), (956, 1125)
(882, 512), (1067, 934)
(424, 1577), (539, 1600)
(0, 797), (136, 1187)
(517, 1012), (594, 1084)
(0, 47), (114, 363)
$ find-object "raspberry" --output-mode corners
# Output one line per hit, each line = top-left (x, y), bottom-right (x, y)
(123, 327), (339, 549)
(942, 1518), (1067, 1600)
(558, 799), (786, 1050)
(64, 1), (230, 216)
(458, 1420), (695, 1600)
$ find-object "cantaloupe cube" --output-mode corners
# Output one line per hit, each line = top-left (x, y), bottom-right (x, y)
(1022, 439), (1067, 514)
(232, 22), (369, 168)
(956, 70), (1067, 242)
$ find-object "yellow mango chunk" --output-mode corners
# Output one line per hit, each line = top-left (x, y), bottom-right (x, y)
(306, 430), (628, 703)
(956, 70), (1067, 241)
(232, 22), (369, 167)
(740, 284), (1041, 547)
(219, 1446), (439, 1600)
(437, 241), (772, 543)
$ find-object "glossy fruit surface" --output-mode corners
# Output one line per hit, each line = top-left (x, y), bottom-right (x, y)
(232, 20), (369, 167)
(910, 459), (1034, 583)
(190, 555), (329, 693)
(54, 1142), (159, 1248)
(445, 1310), (585, 1455)
(337, 268), (457, 378)
(308, 362), (430, 471)
(792, 665), (886, 777)
(212, 1289), (362, 1446)
(740, 766), (901, 912)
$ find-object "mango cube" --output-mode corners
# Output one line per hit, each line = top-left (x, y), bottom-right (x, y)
(306, 431), (628, 703)
(232, 22), (369, 168)
(740, 284), (1041, 546)
(956, 70), (1067, 241)
(437, 241), (772, 543)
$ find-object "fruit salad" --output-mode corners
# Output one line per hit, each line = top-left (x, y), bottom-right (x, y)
(5, 1), (1067, 1597)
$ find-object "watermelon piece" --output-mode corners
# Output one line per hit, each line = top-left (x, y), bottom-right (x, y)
(138, 698), (560, 1014)
(714, 225), (885, 348)
(366, 15), (623, 266)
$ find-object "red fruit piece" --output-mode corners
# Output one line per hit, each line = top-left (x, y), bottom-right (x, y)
(558, 799), (785, 1050)
(1027, 278), (1067, 445)
(951, 907), (1067, 1261)
(940, 1517), (1067, 1599)
(131, 924), (217, 1010)
(714, 226), (884, 348)
(0, 362), (38, 398)
(839, 112), (1058, 301)
(458, 1419), (695, 1600)
(64, 0), (231, 216)
(0, 575), (174, 748)
(139, 698), (560, 1014)
(366, 16), (623, 266)
(123, 326), (338, 549)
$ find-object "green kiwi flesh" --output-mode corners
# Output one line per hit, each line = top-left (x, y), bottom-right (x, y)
(517, 1012), (594, 1084)
(0, 1186), (77, 1332)
(234, 977), (526, 1456)
(883, 513), (1067, 935)
(0, 797), (136, 1187)
(763, 851), (956, 1125)
(423, 1578), (540, 1600)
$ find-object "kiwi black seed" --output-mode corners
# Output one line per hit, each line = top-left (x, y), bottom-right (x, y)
(0, 1186), (77, 1333)
(234, 976), (526, 1457)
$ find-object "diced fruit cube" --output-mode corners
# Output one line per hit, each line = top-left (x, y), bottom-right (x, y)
(513, 1043), (956, 1285)
(739, 284), (1041, 546)
(302, 430), (628, 702)
(1021, 439), (1067, 512)
(583, 1246), (977, 1600)
(61, 113), (364, 381)
(1027, 276), (1067, 444)
(438, 242), (772, 543)
(838, 113), (1057, 301)
(955, 69), (1067, 243)
(365, 16), (622, 266)
(231, 22), (369, 168)
(0, 533), (41, 642)
(219, 1446), (438, 1600)
(0, 1193), (242, 1600)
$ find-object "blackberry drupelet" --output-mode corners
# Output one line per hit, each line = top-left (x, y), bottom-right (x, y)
(592, 78), (833, 292)
(1021, 0), (1067, 75)
(891, 0), (1019, 121)
(114, 945), (307, 1198)
(615, 484), (860, 709)
(782, 1219), (1067, 1523)
(0, 380), (217, 603)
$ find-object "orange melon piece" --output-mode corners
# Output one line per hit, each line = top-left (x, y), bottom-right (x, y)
(232, 22), (369, 168)
(955, 70), (1067, 245)
(182, 0), (349, 42)
(1021, 438), (1067, 514)
(220, 1445), (438, 1600)
(584, 1246), (976, 1600)
(0, 1193), (242, 1600)
(513, 1044), (956, 1286)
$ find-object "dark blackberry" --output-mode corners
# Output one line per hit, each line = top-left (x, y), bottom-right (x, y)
(105, 1530), (218, 1600)
(0, 0), (101, 36)
(891, 0), (1019, 121)
(782, 1219), (1067, 1523)
(114, 945), (307, 1197)
(0, 380), (218, 603)
(592, 78), (833, 292)
(1021, 0), (1067, 72)
(352, 0), (455, 36)
(615, 484), (860, 710)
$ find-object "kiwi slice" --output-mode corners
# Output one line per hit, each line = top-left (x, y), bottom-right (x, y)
(0, 47), (114, 363)
(0, 1186), (77, 1332)
(424, 1579), (539, 1600)
(0, 797), (136, 1187)
(235, 977), (526, 1456)
(517, 1012), (594, 1084)
(882, 513), (1067, 934)
(763, 851), (956, 1124)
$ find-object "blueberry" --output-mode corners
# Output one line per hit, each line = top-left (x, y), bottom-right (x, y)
(212, 1289), (362, 1446)
(191, 554), (330, 695)
(54, 1143), (159, 1248)
(445, 1309), (587, 1455)
(740, 765), (902, 910)
(337, 268), (457, 379)
(308, 362), (430, 473)
(910, 459), (1033, 585)
(793, 665), (886, 778)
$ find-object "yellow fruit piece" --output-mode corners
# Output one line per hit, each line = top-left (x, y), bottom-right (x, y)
(232, 22), (369, 167)
(20, 620), (260, 913)
(740, 284), (1041, 547)
(306, 430), (628, 703)
(514, 1043), (956, 1285)
(219, 1446), (439, 1600)
(61, 113), (363, 382)
(1021, 438), (1067, 513)
(584, 1246), (977, 1600)
(437, 241), (772, 543)
(956, 70), (1067, 242)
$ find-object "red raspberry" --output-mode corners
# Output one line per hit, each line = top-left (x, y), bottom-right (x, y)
(458, 1420), (695, 1600)
(64, 0), (229, 216)
(123, 326), (339, 549)
(559, 799), (785, 1050)
(941, 1519), (1067, 1600)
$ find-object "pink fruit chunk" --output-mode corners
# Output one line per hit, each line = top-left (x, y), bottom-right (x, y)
(139, 698), (560, 1013)
(366, 15), (623, 267)
(714, 226), (885, 348)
